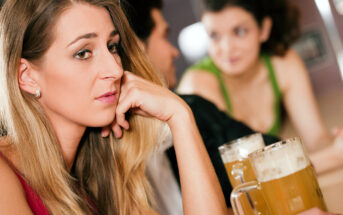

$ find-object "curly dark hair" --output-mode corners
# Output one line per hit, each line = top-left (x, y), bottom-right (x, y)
(202, 0), (300, 56)
(121, 0), (162, 42)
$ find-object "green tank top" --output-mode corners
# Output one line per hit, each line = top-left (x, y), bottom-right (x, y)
(187, 54), (282, 136)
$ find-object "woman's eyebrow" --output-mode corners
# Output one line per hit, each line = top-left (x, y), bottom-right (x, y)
(67, 30), (119, 47)
(67, 32), (97, 47)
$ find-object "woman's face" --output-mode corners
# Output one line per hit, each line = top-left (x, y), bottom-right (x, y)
(33, 3), (123, 128)
(202, 6), (268, 76)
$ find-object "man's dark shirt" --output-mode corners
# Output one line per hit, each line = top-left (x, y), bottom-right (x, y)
(166, 94), (280, 207)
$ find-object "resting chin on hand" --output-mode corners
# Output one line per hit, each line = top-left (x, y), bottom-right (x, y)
(298, 208), (340, 215)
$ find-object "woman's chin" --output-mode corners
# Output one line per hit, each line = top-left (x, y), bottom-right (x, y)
(86, 114), (116, 128)
(221, 68), (245, 77)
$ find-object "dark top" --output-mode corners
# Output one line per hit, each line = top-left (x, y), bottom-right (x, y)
(166, 94), (280, 207)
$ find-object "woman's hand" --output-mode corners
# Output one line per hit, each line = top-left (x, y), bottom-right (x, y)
(310, 127), (343, 174)
(101, 71), (189, 138)
(332, 127), (343, 149)
(102, 72), (227, 215)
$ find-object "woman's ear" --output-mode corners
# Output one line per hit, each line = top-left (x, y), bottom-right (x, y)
(260, 17), (272, 43)
(18, 58), (40, 95)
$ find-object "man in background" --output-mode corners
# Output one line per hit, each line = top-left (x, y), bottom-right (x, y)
(121, 0), (279, 214)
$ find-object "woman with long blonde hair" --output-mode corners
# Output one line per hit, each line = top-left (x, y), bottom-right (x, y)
(0, 0), (226, 214)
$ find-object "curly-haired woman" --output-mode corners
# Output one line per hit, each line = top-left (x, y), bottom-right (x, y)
(177, 0), (343, 174)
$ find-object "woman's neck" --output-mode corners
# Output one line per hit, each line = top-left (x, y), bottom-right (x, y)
(223, 58), (263, 89)
(58, 132), (84, 172)
(51, 120), (86, 172)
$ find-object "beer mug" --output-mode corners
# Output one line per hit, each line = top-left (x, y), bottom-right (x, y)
(231, 137), (327, 215)
(218, 133), (269, 215)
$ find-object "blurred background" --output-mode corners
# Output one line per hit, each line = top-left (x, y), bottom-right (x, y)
(163, 0), (343, 139)
(162, 0), (343, 212)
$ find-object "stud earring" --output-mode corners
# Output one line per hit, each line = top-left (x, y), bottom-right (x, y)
(34, 89), (41, 98)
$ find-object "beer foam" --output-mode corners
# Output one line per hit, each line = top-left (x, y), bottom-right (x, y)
(251, 139), (310, 182)
(219, 133), (265, 163)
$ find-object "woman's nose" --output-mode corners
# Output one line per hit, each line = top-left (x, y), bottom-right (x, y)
(221, 36), (235, 53)
(99, 51), (123, 80)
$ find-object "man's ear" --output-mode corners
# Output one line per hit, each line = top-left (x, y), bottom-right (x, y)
(260, 17), (272, 43)
(18, 58), (40, 95)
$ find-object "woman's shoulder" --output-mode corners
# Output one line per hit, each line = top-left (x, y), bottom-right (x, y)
(0, 139), (33, 214)
(271, 48), (302, 62)
(0, 148), (20, 187)
(177, 69), (227, 111)
(177, 69), (223, 107)
(177, 69), (219, 94)
(270, 49), (308, 90)
(271, 49), (306, 72)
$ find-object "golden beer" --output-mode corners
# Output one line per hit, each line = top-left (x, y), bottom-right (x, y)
(260, 165), (326, 215)
(225, 159), (269, 215)
(224, 159), (256, 188)
(219, 133), (269, 215)
(231, 137), (327, 215)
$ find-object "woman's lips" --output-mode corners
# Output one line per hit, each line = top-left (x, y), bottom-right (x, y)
(229, 57), (240, 64)
(96, 91), (116, 104)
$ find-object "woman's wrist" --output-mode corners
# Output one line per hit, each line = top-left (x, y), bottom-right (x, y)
(167, 100), (195, 131)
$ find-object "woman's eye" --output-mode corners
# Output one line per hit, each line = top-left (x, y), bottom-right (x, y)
(108, 43), (119, 54)
(209, 32), (220, 41)
(74, 49), (91, 60)
(235, 27), (247, 36)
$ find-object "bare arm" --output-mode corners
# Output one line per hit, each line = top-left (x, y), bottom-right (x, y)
(168, 102), (227, 214)
(279, 50), (333, 152)
(176, 69), (226, 111)
(0, 155), (34, 214)
(310, 131), (343, 174)
(278, 50), (343, 174)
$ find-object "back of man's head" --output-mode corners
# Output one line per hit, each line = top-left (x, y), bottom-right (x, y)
(121, 0), (163, 42)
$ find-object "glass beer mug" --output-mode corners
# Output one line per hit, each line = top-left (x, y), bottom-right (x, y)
(231, 137), (327, 215)
(218, 133), (269, 215)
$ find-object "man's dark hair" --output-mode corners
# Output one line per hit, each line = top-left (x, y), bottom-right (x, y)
(121, 0), (162, 42)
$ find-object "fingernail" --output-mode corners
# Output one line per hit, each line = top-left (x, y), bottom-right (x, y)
(101, 130), (108, 138)
(124, 121), (129, 130)
(115, 132), (121, 139)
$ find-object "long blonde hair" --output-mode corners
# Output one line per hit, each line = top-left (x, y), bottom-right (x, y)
(0, 0), (164, 214)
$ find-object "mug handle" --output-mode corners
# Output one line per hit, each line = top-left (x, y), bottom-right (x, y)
(230, 180), (262, 215)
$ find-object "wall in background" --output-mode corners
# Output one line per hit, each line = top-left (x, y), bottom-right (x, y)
(162, 0), (198, 82)
(163, 0), (343, 95)
(292, 0), (343, 95)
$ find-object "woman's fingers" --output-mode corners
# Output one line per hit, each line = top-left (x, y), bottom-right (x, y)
(101, 126), (111, 137)
(116, 72), (151, 134)
(112, 71), (185, 136)
(116, 84), (143, 127)
(101, 121), (123, 138)
(113, 122), (124, 139)
(332, 127), (343, 136)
